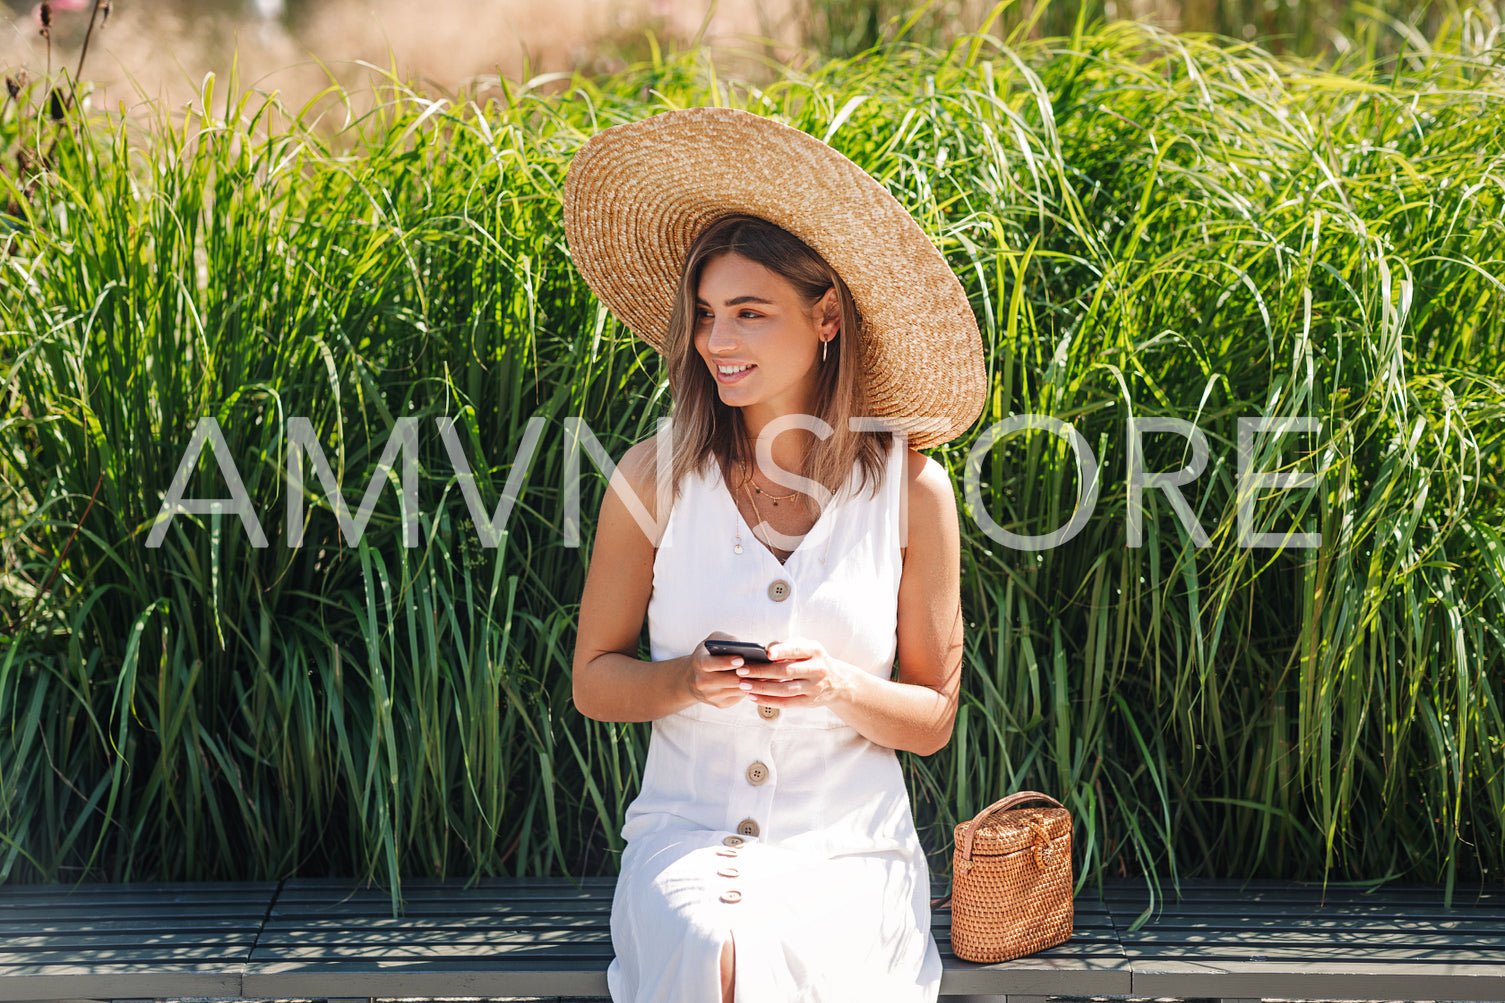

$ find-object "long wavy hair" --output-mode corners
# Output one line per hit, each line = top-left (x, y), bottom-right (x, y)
(663, 214), (891, 514)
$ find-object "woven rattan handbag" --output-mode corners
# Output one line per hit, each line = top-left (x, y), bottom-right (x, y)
(947, 791), (1073, 963)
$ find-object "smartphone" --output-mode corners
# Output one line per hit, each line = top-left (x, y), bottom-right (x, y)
(704, 639), (772, 663)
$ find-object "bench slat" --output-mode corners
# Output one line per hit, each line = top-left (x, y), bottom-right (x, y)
(0, 891), (274, 909)
(1104, 879), (1503, 896)
(0, 963), (246, 1003)
(271, 902), (616, 918)
(1123, 927), (1505, 945)
(252, 919), (1117, 942)
(0, 948), (255, 963)
(938, 953), (1134, 997)
(0, 881), (273, 895)
(257, 928), (619, 948)
(1112, 915), (1505, 933)
(1105, 885), (1504, 900)
(1129, 958), (1505, 1002)
(0, 905), (272, 921)
(1112, 888), (1505, 899)
(259, 914), (611, 931)
(0, 934), (259, 951)
(308, 885), (621, 895)
(1114, 903), (1505, 922)
(1122, 942), (1505, 961)
(270, 879), (1117, 910)
(253, 943), (616, 960)
(279, 876), (620, 888)
(0, 920), (263, 934)
(252, 940), (1131, 961)
(1105, 889), (1505, 918)
(242, 959), (614, 999)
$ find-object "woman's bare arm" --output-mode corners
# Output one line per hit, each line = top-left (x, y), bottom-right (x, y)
(571, 438), (750, 721)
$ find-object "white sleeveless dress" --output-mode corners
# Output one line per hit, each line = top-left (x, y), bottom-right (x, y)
(605, 437), (943, 1002)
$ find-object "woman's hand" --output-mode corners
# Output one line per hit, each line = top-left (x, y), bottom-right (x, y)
(739, 637), (858, 708)
(686, 632), (754, 710)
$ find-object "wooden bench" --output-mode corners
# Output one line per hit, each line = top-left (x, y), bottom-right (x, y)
(0, 881), (277, 1002)
(2, 877), (1501, 1003)
(1103, 879), (1505, 1003)
(244, 877), (1126, 1001)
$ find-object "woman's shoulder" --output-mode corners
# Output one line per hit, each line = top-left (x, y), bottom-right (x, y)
(901, 447), (958, 540)
(612, 433), (671, 525)
(612, 430), (712, 528)
(902, 447), (951, 498)
(615, 436), (660, 494)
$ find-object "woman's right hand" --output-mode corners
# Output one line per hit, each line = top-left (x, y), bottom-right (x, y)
(687, 631), (751, 709)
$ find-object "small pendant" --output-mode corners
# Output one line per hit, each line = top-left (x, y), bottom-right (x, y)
(734, 541), (744, 555)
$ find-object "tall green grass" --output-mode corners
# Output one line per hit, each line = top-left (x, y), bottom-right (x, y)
(2, 4), (1502, 904)
(804, 0), (1501, 66)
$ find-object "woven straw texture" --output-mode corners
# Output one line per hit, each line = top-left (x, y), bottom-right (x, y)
(949, 791), (1074, 963)
(560, 107), (985, 450)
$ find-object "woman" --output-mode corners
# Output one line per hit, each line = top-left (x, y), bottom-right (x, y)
(562, 107), (985, 1003)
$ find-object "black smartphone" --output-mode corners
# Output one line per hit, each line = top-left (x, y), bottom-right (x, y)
(704, 639), (772, 662)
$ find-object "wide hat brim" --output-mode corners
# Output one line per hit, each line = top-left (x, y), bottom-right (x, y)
(561, 106), (986, 450)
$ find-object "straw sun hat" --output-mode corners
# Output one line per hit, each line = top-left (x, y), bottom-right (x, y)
(560, 106), (985, 450)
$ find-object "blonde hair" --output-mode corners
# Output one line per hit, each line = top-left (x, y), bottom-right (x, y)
(662, 214), (890, 513)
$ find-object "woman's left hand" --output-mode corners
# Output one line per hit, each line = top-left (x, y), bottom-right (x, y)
(737, 638), (857, 708)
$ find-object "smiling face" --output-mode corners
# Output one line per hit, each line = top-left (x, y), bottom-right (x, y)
(694, 252), (838, 423)
(660, 215), (881, 509)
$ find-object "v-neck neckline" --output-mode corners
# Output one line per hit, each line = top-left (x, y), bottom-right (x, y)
(718, 466), (845, 569)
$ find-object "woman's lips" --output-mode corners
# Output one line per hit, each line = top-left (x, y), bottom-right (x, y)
(714, 363), (756, 385)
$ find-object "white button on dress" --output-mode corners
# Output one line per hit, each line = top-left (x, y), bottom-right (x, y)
(606, 439), (941, 1002)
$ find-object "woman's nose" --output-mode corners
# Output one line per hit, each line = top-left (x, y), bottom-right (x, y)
(706, 315), (740, 352)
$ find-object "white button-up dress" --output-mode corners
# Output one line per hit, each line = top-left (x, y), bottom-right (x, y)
(605, 438), (942, 1002)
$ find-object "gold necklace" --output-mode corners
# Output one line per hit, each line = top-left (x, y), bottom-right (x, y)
(744, 480), (841, 566)
(741, 482), (789, 560)
(741, 476), (845, 566)
(742, 465), (799, 506)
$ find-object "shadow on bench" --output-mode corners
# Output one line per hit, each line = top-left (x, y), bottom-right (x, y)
(2, 878), (1502, 1002)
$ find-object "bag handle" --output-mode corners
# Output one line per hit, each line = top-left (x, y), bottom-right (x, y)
(934, 792), (1066, 907)
(956, 790), (1065, 866)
